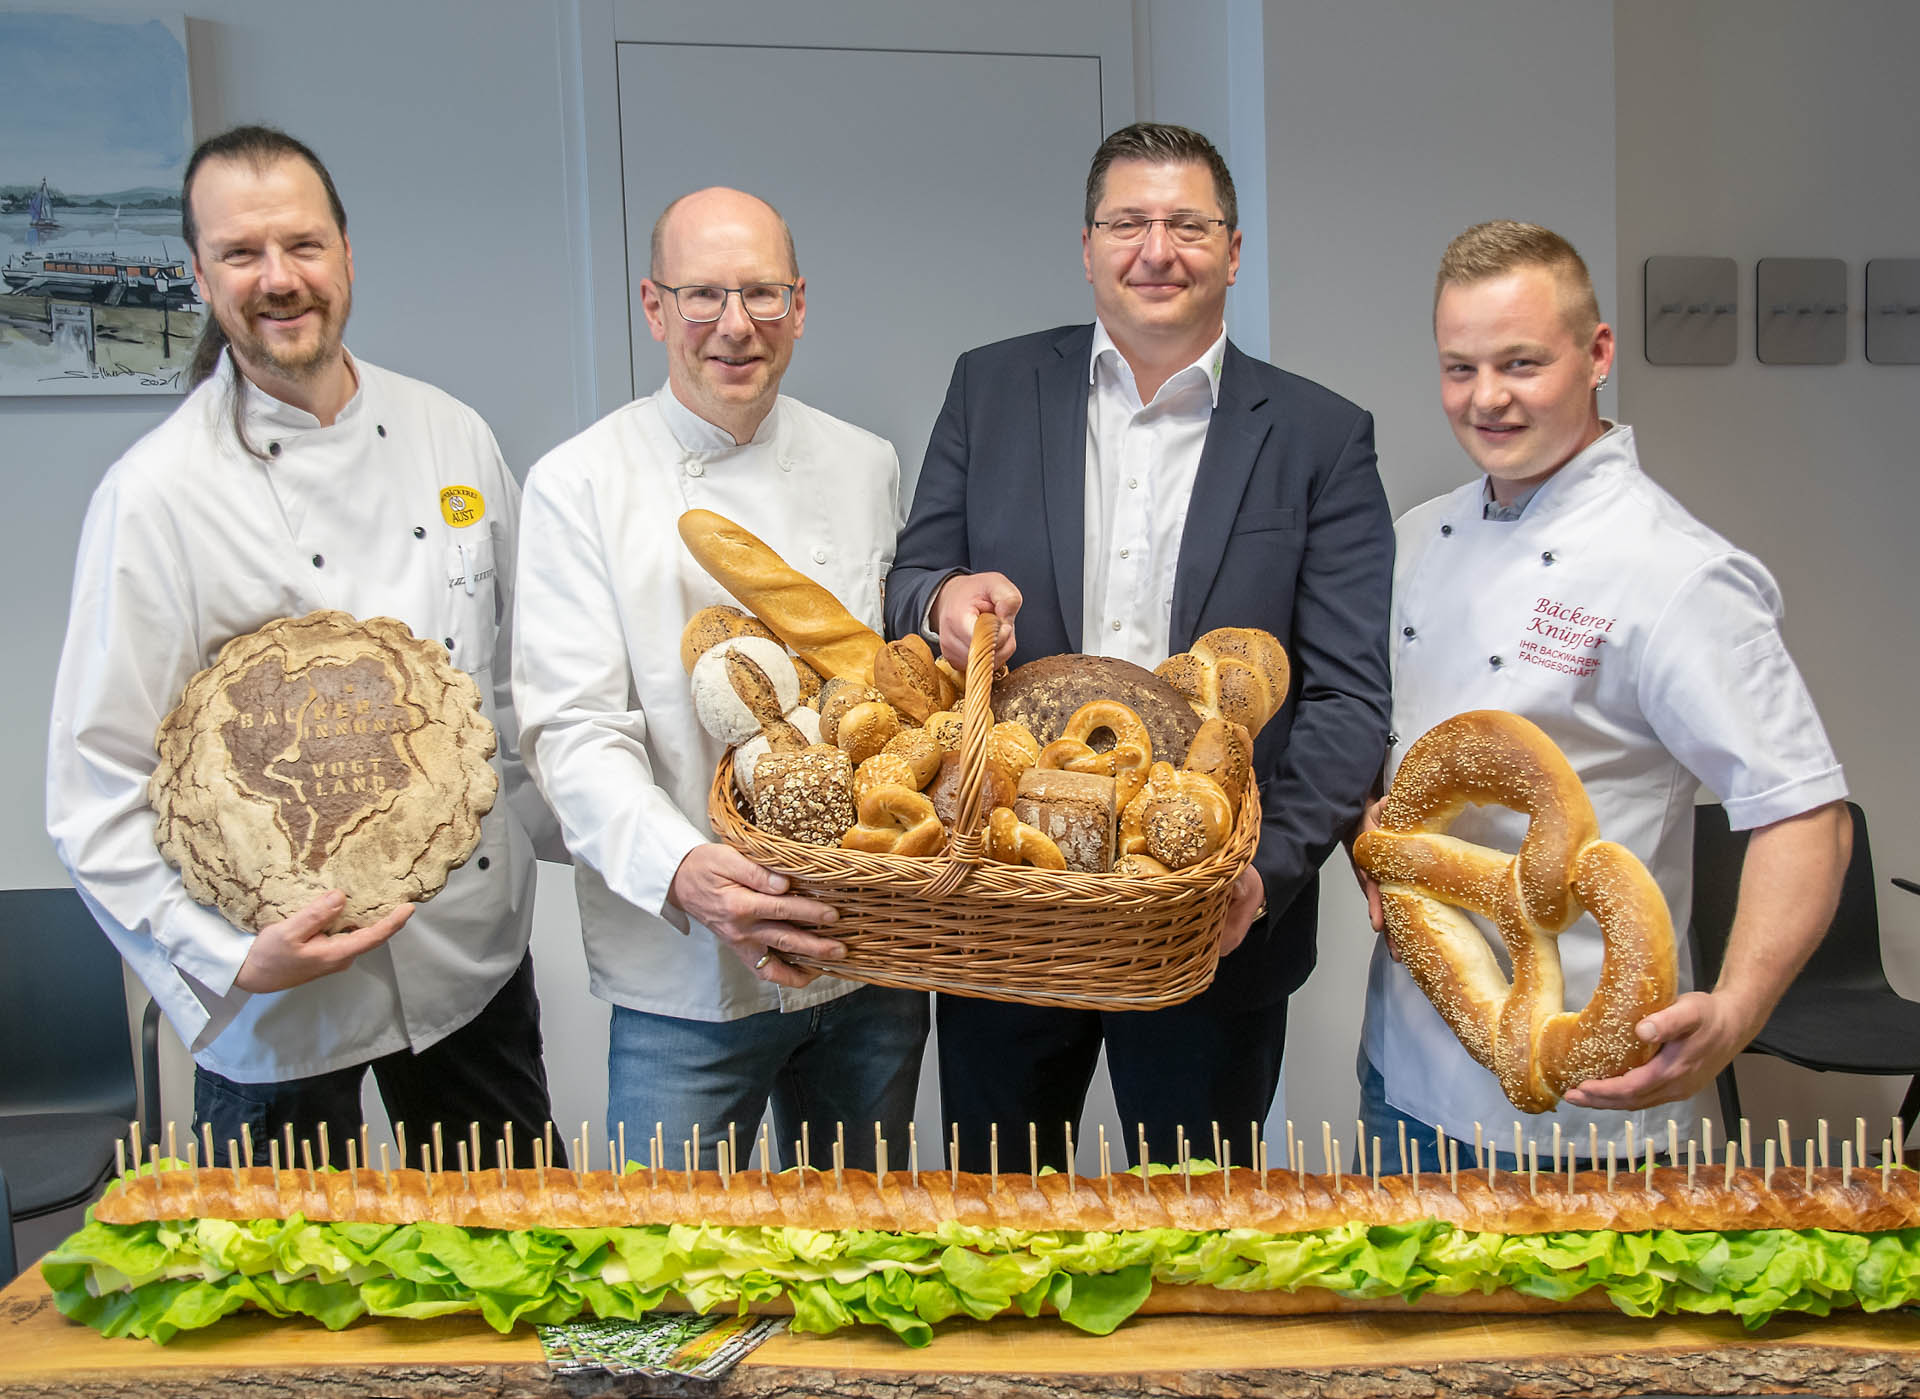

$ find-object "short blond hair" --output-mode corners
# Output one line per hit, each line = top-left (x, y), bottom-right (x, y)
(1435, 220), (1600, 338)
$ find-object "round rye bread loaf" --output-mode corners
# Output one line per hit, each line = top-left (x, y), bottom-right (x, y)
(991, 654), (1203, 766)
(150, 611), (498, 932)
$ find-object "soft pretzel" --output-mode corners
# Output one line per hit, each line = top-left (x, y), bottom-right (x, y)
(1183, 717), (1252, 815)
(1141, 772), (1233, 869)
(840, 784), (946, 857)
(985, 806), (1068, 870)
(1156, 627), (1290, 736)
(1037, 701), (1153, 811)
(1351, 710), (1677, 1113)
(872, 635), (958, 725)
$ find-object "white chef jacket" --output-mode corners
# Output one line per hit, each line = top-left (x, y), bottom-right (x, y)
(47, 352), (556, 1080)
(1082, 321), (1224, 667)
(512, 384), (900, 1021)
(1361, 424), (1847, 1149)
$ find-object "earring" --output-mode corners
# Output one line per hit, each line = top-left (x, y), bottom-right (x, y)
(1594, 373), (1609, 391)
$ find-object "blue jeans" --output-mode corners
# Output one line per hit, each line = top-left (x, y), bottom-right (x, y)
(607, 984), (928, 1172)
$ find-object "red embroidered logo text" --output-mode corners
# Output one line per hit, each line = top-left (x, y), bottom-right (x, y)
(1517, 596), (1611, 678)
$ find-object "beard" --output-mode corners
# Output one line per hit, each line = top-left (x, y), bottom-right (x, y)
(219, 285), (350, 383)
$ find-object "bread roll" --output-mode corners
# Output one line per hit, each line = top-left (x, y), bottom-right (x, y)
(677, 509), (883, 683)
(994, 654), (1201, 766)
(872, 635), (957, 724)
(690, 636), (800, 745)
(680, 604), (779, 673)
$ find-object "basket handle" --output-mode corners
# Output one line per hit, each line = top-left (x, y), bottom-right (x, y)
(907, 613), (999, 901)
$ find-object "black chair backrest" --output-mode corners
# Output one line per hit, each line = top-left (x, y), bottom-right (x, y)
(0, 887), (138, 1119)
(1690, 801), (1890, 994)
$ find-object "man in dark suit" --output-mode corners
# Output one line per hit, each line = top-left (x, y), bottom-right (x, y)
(884, 123), (1394, 1173)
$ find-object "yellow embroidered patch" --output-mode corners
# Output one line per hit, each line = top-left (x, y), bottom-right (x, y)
(439, 485), (485, 528)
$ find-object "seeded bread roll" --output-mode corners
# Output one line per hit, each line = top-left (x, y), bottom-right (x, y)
(679, 604), (779, 673)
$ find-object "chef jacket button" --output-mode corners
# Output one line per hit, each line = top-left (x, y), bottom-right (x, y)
(477, 856), (490, 871)
(1489, 654), (1503, 668)
(686, 461), (705, 477)
(1388, 730), (1399, 746)
(413, 526), (426, 539)
(1127, 477), (1139, 489)
(311, 553), (324, 568)
(1402, 625), (1415, 638)
(1542, 550), (1555, 564)
(1111, 620), (1122, 631)
(811, 546), (828, 564)
(1440, 523), (1452, 536)
(268, 441), (282, 458)
(779, 458), (793, 472)
(376, 424), (387, 438)
(445, 637), (455, 651)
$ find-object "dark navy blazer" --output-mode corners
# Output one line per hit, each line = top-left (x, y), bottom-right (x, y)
(885, 324), (1395, 1006)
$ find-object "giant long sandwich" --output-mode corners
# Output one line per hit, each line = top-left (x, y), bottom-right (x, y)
(46, 1149), (1920, 1345)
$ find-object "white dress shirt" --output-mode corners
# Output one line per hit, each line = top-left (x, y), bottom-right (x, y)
(47, 353), (552, 1080)
(1362, 424), (1847, 1148)
(513, 384), (900, 1021)
(1082, 321), (1225, 666)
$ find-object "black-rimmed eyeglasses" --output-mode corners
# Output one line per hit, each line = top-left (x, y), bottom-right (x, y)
(653, 281), (797, 323)
(1090, 216), (1228, 245)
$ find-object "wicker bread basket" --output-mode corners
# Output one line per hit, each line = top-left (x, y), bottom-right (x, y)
(706, 616), (1259, 1010)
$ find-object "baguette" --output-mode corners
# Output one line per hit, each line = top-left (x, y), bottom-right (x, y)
(92, 1160), (1920, 1235)
(677, 509), (883, 683)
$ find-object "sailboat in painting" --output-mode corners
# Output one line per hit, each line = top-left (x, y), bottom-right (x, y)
(26, 177), (59, 232)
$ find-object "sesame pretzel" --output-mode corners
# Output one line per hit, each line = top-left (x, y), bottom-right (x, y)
(1352, 710), (1677, 1113)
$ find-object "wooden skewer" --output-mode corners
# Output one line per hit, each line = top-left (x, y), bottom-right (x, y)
(360, 1124), (371, 1174)
(1409, 1138), (1419, 1189)
(1589, 1122), (1600, 1169)
(1687, 1139), (1697, 1189)
(1370, 1136), (1382, 1192)
(1856, 1117), (1867, 1175)
(471, 1123), (483, 1178)
(1474, 1121), (1485, 1171)
(875, 1126), (888, 1188)
(168, 1121), (179, 1164)
(836, 1122), (847, 1187)
(346, 1139), (358, 1175)
(130, 1120), (144, 1168)
(1819, 1118), (1830, 1169)
(692, 1124), (702, 1176)
(1776, 1119), (1790, 1168)
(1450, 1139), (1461, 1192)
(719, 1138), (732, 1191)
(1739, 1116), (1752, 1168)
(203, 1123), (216, 1176)
(1895, 1115), (1907, 1162)
(1063, 1123), (1074, 1193)
(1623, 1121), (1636, 1173)
(431, 1122), (443, 1175)
(949, 1124), (960, 1191)
(990, 1123), (999, 1193)
(1436, 1126), (1449, 1184)
(1843, 1139), (1853, 1187)
(1358, 1121), (1368, 1175)
(1606, 1141), (1616, 1191)
(1725, 1146), (1737, 1190)
(1286, 1119), (1299, 1175)
(1804, 1140), (1814, 1191)
(909, 1122), (919, 1187)
(1702, 1117), (1715, 1170)
(458, 1140), (470, 1189)
(187, 1138), (198, 1188)
(1667, 1119), (1679, 1171)
(116, 1137), (127, 1179)
(1222, 1139), (1232, 1197)
(680, 1138), (691, 1182)
(1212, 1120), (1223, 1171)
(378, 1142), (391, 1192)
(1527, 1141), (1538, 1197)
(1260, 1139), (1271, 1189)
(1028, 1123), (1039, 1188)
(617, 1122), (627, 1177)
(1643, 1138), (1653, 1190)
(799, 1121), (809, 1174)
(302, 1137), (316, 1190)
(1322, 1121), (1335, 1177)
(392, 1123), (405, 1178)
(1098, 1125), (1111, 1194)
(1332, 1138), (1343, 1189)
(1565, 1143), (1574, 1194)
(544, 1121), (555, 1176)
(1764, 1138), (1777, 1189)
(1551, 1123), (1562, 1176)
(1884, 1139), (1894, 1190)
(1397, 1120), (1408, 1176)
(585, 1120), (595, 1175)
(1181, 1128), (1192, 1196)
(1139, 1124), (1150, 1191)
(1255, 1120), (1267, 1183)
(270, 1139), (281, 1176)
(1513, 1122), (1524, 1171)
(1486, 1133), (1495, 1187)
(761, 1124), (772, 1186)
(423, 1144), (436, 1197)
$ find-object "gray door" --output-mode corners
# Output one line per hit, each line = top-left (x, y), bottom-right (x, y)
(613, 40), (1112, 494)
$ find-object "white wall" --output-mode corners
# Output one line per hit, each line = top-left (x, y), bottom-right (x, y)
(4, 0), (593, 1138)
(1259, 0), (1619, 1139)
(1615, 0), (1920, 1143)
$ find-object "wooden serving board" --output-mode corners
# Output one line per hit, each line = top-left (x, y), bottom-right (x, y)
(3, 1265), (1917, 1398)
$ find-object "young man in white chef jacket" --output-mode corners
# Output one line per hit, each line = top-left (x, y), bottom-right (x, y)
(510, 187), (927, 1169)
(1354, 220), (1852, 1166)
(47, 126), (565, 1167)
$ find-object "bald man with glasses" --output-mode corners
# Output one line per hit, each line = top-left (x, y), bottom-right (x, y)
(512, 187), (927, 1171)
